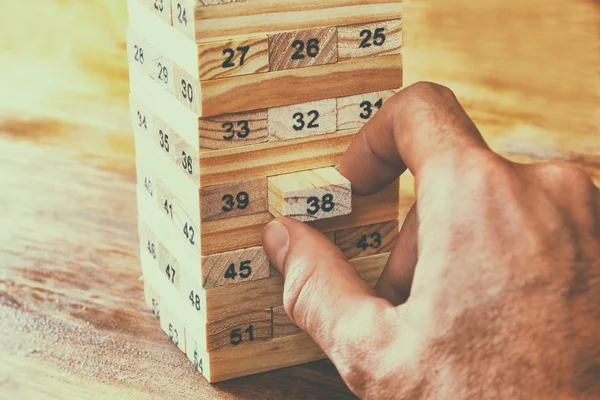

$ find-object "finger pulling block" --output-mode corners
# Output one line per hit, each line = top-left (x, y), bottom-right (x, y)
(268, 167), (352, 222)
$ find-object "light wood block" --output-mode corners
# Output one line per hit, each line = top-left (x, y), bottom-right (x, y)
(269, 27), (338, 71)
(268, 167), (352, 222)
(149, 0), (173, 25)
(159, 298), (187, 353)
(337, 89), (398, 130)
(335, 220), (399, 259)
(143, 279), (161, 318)
(200, 178), (268, 221)
(206, 310), (273, 352)
(338, 19), (403, 61)
(202, 246), (270, 288)
(268, 99), (337, 141)
(199, 110), (269, 150)
(167, 0), (403, 43)
(185, 334), (207, 374)
(204, 332), (325, 382)
(198, 36), (270, 80)
(272, 305), (302, 338)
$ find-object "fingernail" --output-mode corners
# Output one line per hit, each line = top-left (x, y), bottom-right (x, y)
(263, 220), (290, 274)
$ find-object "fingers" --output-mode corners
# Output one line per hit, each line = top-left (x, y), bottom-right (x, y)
(263, 218), (395, 361)
(340, 81), (490, 196)
(375, 203), (419, 305)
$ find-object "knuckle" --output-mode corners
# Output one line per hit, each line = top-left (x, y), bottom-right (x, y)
(536, 161), (596, 196)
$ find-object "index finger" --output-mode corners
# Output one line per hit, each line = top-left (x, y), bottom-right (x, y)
(340, 82), (490, 195)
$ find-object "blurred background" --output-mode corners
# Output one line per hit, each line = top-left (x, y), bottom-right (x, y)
(0, 0), (598, 398)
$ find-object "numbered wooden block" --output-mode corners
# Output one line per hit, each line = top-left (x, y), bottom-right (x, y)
(186, 334), (207, 375)
(156, 180), (201, 252)
(269, 27), (338, 71)
(272, 306), (302, 338)
(158, 243), (181, 289)
(201, 246), (270, 288)
(198, 36), (270, 80)
(163, 0), (402, 43)
(268, 167), (352, 222)
(143, 280), (161, 319)
(200, 178), (268, 221)
(338, 19), (403, 61)
(337, 89), (398, 130)
(149, 0), (173, 25)
(268, 99), (337, 141)
(159, 302), (187, 353)
(335, 220), (399, 260)
(206, 310), (272, 352)
(199, 110), (269, 150)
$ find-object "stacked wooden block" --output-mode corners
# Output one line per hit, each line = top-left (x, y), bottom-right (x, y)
(127, 0), (403, 382)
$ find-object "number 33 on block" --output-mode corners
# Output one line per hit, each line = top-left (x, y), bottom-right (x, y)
(268, 167), (352, 222)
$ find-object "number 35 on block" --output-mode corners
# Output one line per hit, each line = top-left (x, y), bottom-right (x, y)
(268, 167), (352, 222)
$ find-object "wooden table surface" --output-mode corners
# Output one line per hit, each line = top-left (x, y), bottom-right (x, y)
(0, 0), (598, 399)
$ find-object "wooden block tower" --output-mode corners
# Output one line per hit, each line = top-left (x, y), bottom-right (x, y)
(127, 0), (403, 382)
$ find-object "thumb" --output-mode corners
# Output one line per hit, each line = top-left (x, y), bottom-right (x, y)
(262, 217), (397, 370)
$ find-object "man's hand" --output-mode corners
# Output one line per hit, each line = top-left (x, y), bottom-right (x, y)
(262, 82), (600, 399)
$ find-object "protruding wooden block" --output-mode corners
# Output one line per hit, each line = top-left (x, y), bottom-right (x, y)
(202, 246), (270, 288)
(198, 36), (270, 80)
(338, 19), (403, 61)
(268, 167), (352, 222)
(335, 220), (399, 260)
(206, 310), (273, 352)
(337, 89), (398, 130)
(272, 306), (302, 338)
(200, 178), (268, 221)
(268, 99), (337, 141)
(199, 110), (269, 150)
(269, 27), (338, 71)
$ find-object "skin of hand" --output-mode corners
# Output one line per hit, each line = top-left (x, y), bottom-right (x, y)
(262, 82), (600, 400)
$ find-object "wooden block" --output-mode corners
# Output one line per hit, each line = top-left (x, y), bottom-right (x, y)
(198, 36), (270, 80)
(272, 305), (302, 338)
(200, 53), (403, 117)
(185, 334), (207, 374)
(199, 110), (269, 150)
(159, 300), (187, 353)
(143, 280), (161, 318)
(167, 0), (403, 43)
(268, 99), (337, 141)
(149, 0), (173, 25)
(158, 243), (181, 290)
(335, 220), (399, 259)
(352, 252), (390, 286)
(269, 27), (338, 71)
(338, 19), (403, 61)
(206, 310), (272, 352)
(337, 89), (398, 130)
(205, 332), (325, 382)
(202, 246), (270, 288)
(156, 180), (201, 253)
(199, 129), (357, 186)
(200, 178), (268, 221)
(268, 167), (352, 222)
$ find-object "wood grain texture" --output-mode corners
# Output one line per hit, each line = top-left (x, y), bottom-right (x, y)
(189, 0), (403, 43)
(200, 178), (268, 221)
(272, 305), (302, 338)
(338, 19), (403, 61)
(2, 0), (598, 396)
(202, 246), (270, 288)
(268, 167), (352, 221)
(200, 53), (403, 117)
(337, 89), (398, 130)
(206, 310), (273, 352)
(198, 35), (269, 80)
(199, 129), (357, 186)
(268, 99), (337, 141)
(199, 109), (269, 150)
(335, 220), (399, 259)
(269, 27), (338, 71)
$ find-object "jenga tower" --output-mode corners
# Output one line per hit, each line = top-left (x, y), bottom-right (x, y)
(127, 0), (403, 382)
